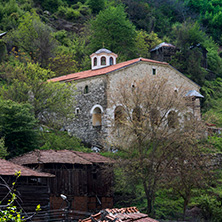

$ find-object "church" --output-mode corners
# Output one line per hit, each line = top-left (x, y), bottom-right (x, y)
(49, 48), (203, 148)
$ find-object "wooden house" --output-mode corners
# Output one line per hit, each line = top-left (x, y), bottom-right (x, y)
(11, 150), (114, 217)
(0, 158), (54, 212)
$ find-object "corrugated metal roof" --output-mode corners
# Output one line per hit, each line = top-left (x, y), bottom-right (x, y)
(0, 32), (7, 38)
(48, 58), (168, 82)
(10, 150), (113, 165)
(79, 207), (159, 222)
(185, 90), (204, 98)
(0, 158), (54, 177)
(150, 42), (176, 52)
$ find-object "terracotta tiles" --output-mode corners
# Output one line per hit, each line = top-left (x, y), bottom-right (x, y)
(10, 149), (113, 166)
(0, 158), (54, 177)
(48, 58), (168, 83)
(79, 207), (159, 222)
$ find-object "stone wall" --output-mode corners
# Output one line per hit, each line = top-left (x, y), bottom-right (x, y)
(67, 76), (108, 147)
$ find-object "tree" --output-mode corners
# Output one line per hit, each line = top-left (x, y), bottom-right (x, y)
(12, 10), (57, 67)
(0, 99), (38, 158)
(0, 62), (76, 128)
(87, 0), (105, 14)
(89, 5), (137, 59)
(109, 76), (206, 214)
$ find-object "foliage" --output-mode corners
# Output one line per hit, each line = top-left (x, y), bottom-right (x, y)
(89, 5), (137, 59)
(135, 30), (162, 58)
(87, 0), (105, 14)
(0, 62), (76, 128)
(39, 129), (90, 152)
(0, 99), (38, 158)
(0, 137), (7, 158)
(12, 10), (57, 67)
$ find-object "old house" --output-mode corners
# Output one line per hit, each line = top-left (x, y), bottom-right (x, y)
(49, 48), (203, 148)
(11, 149), (114, 217)
(150, 42), (178, 62)
(79, 207), (159, 222)
(0, 158), (54, 212)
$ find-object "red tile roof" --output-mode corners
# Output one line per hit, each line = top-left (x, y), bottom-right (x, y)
(79, 207), (159, 222)
(0, 158), (54, 177)
(48, 58), (168, 82)
(10, 150), (113, 165)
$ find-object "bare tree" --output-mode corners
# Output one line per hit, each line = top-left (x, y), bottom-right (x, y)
(108, 76), (206, 214)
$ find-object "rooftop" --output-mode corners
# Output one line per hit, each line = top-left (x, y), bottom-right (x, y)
(79, 207), (159, 222)
(48, 58), (168, 83)
(0, 158), (54, 177)
(10, 150), (113, 165)
(150, 42), (176, 52)
(95, 48), (113, 54)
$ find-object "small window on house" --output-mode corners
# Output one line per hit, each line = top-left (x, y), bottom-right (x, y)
(133, 107), (141, 122)
(92, 107), (102, 126)
(152, 68), (156, 75)
(114, 106), (126, 125)
(101, 56), (106, 65)
(94, 57), (97, 66)
(150, 109), (160, 126)
(168, 111), (179, 128)
(75, 108), (80, 115)
(110, 57), (114, 65)
(84, 85), (89, 94)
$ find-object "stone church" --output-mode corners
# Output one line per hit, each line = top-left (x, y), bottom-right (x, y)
(49, 48), (203, 148)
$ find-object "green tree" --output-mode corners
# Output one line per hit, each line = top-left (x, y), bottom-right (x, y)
(12, 10), (57, 67)
(87, 0), (105, 14)
(135, 30), (162, 58)
(0, 137), (7, 158)
(0, 99), (38, 158)
(89, 5), (137, 59)
(0, 62), (76, 128)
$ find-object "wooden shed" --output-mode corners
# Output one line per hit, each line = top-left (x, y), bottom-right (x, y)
(0, 158), (54, 212)
(11, 150), (114, 217)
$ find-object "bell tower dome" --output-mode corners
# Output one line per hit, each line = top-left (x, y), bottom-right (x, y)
(90, 48), (118, 70)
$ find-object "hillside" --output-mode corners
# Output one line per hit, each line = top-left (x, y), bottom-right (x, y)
(0, 0), (222, 220)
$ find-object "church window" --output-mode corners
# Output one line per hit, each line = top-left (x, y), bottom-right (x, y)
(150, 109), (160, 126)
(92, 107), (102, 126)
(132, 107), (141, 122)
(110, 57), (114, 65)
(168, 111), (179, 128)
(114, 106), (126, 125)
(84, 85), (89, 94)
(94, 57), (97, 66)
(152, 68), (156, 75)
(101, 56), (106, 65)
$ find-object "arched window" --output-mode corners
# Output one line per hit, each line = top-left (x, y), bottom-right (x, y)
(110, 57), (114, 65)
(92, 107), (102, 126)
(150, 109), (160, 126)
(114, 106), (125, 125)
(132, 107), (141, 122)
(94, 57), (97, 66)
(84, 85), (89, 94)
(101, 56), (106, 65)
(168, 111), (178, 128)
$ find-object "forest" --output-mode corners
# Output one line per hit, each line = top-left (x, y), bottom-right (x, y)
(0, 0), (222, 221)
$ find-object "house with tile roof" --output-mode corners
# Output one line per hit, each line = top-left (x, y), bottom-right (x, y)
(48, 48), (203, 149)
(79, 207), (159, 222)
(11, 150), (114, 216)
(0, 158), (54, 212)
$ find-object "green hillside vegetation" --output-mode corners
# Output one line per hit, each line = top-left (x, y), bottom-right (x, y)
(0, 0), (222, 220)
